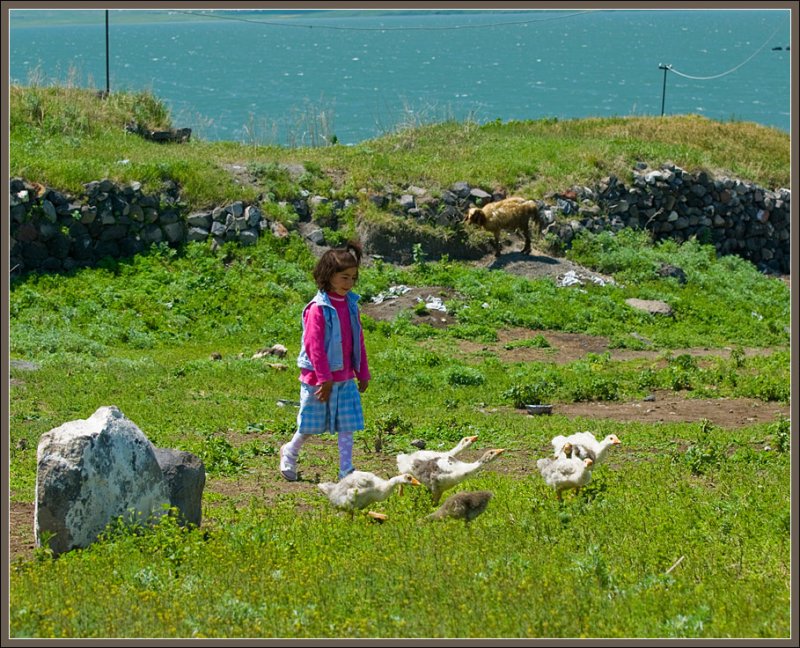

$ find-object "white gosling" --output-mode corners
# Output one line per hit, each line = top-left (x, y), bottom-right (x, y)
(396, 435), (479, 475)
(318, 471), (420, 519)
(551, 431), (621, 465)
(412, 448), (505, 504)
(537, 442), (594, 501)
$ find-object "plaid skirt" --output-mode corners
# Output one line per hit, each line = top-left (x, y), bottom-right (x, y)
(297, 379), (365, 435)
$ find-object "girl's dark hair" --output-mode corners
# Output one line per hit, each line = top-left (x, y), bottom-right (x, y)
(313, 240), (363, 291)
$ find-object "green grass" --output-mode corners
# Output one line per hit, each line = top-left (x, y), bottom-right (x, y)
(8, 87), (791, 638)
(8, 232), (789, 489)
(9, 234), (791, 638)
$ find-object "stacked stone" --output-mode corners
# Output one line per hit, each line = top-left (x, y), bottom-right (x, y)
(10, 177), (178, 274)
(546, 164), (790, 274)
(10, 178), (271, 274)
(9, 164), (791, 276)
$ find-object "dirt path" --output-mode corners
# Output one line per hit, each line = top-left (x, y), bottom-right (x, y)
(362, 286), (782, 367)
(510, 390), (787, 427)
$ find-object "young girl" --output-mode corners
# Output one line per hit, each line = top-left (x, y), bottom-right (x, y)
(280, 240), (371, 482)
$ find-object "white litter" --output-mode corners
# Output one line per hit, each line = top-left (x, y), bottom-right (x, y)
(557, 270), (584, 287)
(557, 270), (615, 288)
(371, 284), (412, 304)
(419, 295), (447, 312)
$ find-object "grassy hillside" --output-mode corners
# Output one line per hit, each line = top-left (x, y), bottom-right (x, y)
(10, 85), (790, 210)
(8, 86), (791, 639)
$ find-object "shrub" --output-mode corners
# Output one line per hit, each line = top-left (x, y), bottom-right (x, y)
(770, 417), (790, 453)
(503, 380), (555, 407)
(446, 366), (485, 386)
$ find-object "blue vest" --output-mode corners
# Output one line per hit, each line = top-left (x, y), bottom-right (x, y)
(297, 291), (362, 375)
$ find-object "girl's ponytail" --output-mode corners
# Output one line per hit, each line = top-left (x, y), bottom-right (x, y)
(345, 240), (363, 266)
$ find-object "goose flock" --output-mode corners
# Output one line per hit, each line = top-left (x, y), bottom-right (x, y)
(315, 430), (621, 521)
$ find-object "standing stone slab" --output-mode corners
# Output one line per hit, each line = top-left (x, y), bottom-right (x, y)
(35, 406), (170, 555)
(153, 448), (206, 528)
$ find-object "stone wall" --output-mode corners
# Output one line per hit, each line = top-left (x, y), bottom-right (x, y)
(9, 177), (272, 275)
(544, 163), (791, 275)
(8, 163), (791, 276)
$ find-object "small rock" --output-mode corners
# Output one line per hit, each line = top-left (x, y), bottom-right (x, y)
(410, 439), (427, 450)
(11, 360), (40, 371)
(625, 298), (673, 316)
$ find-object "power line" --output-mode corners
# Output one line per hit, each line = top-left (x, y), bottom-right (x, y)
(667, 23), (783, 81)
(169, 9), (597, 31)
(658, 21), (783, 117)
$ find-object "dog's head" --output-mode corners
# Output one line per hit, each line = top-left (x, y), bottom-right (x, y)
(465, 206), (486, 226)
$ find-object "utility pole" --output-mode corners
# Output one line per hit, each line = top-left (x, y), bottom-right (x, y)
(105, 10), (110, 96)
(658, 64), (671, 116)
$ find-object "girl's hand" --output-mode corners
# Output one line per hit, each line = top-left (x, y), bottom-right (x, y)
(357, 379), (369, 393)
(315, 381), (333, 402)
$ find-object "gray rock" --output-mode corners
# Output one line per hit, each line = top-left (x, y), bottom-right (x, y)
(187, 226), (209, 242)
(187, 211), (213, 228)
(657, 263), (687, 284)
(153, 448), (205, 527)
(625, 298), (673, 316)
(399, 194), (416, 211)
(35, 406), (169, 555)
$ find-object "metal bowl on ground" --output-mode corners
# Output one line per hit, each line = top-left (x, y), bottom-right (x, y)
(525, 404), (553, 415)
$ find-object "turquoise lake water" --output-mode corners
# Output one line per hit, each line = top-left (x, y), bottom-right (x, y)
(9, 9), (791, 145)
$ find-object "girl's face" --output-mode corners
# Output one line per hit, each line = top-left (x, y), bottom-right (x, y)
(330, 267), (358, 296)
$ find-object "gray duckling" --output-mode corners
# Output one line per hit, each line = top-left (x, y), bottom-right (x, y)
(425, 490), (494, 523)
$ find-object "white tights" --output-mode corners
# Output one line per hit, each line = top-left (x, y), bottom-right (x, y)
(284, 430), (354, 479)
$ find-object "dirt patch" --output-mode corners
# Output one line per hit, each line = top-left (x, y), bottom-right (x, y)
(9, 501), (36, 563)
(454, 327), (781, 366)
(489, 390), (788, 428)
(361, 285), (459, 328)
(473, 246), (617, 284)
(362, 288), (781, 368)
(456, 329), (610, 364)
